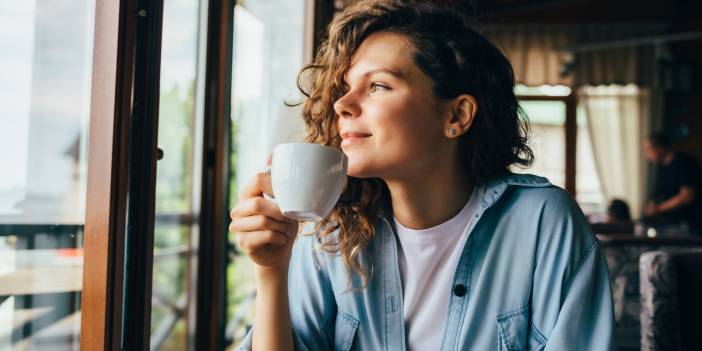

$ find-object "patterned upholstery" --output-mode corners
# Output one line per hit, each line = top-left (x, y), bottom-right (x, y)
(639, 250), (702, 351)
(604, 245), (653, 349)
(598, 235), (702, 350)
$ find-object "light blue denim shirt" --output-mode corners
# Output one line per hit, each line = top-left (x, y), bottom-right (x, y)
(239, 173), (615, 350)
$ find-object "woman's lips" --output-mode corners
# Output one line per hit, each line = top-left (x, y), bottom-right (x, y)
(340, 133), (371, 148)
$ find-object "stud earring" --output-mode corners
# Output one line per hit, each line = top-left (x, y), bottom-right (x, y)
(449, 128), (457, 136)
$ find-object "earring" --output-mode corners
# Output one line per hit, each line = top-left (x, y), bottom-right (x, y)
(449, 128), (457, 136)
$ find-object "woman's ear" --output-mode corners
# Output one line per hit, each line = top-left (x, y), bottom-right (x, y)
(445, 94), (478, 138)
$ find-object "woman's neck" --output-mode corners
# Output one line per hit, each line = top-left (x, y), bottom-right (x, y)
(385, 163), (473, 230)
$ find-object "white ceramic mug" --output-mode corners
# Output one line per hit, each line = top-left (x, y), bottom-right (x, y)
(264, 143), (348, 221)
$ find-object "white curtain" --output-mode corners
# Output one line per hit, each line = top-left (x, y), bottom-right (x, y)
(578, 85), (650, 217)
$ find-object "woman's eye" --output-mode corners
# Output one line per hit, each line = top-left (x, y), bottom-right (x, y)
(370, 83), (389, 92)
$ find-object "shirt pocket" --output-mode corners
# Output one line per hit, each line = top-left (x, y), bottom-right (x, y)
(496, 305), (547, 351)
(334, 311), (359, 351)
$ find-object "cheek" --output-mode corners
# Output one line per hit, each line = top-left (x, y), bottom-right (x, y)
(345, 95), (443, 176)
(371, 110), (442, 162)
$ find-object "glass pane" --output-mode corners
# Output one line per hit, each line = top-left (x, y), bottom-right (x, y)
(515, 100), (567, 188)
(150, 0), (206, 349)
(226, 1), (307, 348)
(0, 0), (94, 349)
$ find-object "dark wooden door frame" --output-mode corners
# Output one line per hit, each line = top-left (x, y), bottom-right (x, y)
(310, 0), (335, 57)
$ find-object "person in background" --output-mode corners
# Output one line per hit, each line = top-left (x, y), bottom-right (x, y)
(588, 198), (634, 235)
(643, 132), (701, 234)
(608, 198), (632, 223)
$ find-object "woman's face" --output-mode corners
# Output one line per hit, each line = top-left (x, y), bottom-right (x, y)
(335, 31), (452, 180)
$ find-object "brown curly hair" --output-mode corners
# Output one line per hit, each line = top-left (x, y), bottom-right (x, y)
(296, 0), (533, 288)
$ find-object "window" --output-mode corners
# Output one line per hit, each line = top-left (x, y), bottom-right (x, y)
(0, 0), (95, 348)
(150, 0), (207, 348)
(514, 85), (605, 214)
(518, 99), (568, 187)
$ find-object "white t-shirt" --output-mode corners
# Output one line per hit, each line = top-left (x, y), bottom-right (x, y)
(393, 185), (485, 351)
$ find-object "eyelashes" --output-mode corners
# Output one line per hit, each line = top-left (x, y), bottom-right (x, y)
(339, 82), (392, 95)
(369, 82), (390, 92)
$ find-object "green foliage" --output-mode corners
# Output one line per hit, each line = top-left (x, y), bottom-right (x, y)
(150, 78), (254, 346)
(155, 82), (196, 213)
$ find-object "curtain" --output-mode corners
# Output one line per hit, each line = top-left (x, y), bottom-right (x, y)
(486, 26), (573, 86)
(571, 25), (660, 87)
(485, 24), (664, 87)
(578, 85), (650, 217)
(489, 25), (666, 215)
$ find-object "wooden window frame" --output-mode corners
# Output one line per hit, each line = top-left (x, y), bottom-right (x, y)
(517, 94), (578, 196)
(81, 0), (321, 349)
(194, 0), (235, 349)
(80, 0), (137, 348)
(79, 0), (168, 348)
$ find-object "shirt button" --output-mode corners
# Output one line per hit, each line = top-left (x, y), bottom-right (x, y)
(453, 284), (467, 297)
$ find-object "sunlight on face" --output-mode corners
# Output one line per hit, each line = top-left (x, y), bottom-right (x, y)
(335, 32), (451, 180)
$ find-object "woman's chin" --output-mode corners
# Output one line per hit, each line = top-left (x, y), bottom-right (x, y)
(346, 163), (374, 179)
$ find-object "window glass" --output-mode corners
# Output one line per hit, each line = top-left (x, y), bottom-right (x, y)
(151, 0), (207, 348)
(515, 96), (605, 214)
(226, 0), (306, 347)
(0, 0), (95, 349)
(516, 100), (567, 188)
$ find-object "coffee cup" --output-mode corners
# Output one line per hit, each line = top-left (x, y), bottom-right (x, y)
(264, 143), (348, 221)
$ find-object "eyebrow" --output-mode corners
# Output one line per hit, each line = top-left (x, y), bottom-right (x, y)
(363, 68), (404, 79)
(345, 68), (405, 83)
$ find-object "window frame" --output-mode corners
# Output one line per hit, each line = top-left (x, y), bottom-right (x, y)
(79, 0), (320, 349)
(517, 94), (578, 196)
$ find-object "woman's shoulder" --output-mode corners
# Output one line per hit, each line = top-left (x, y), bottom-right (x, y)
(493, 173), (572, 207)
(490, 174), (597, 264)
(492, 173), (593, 237)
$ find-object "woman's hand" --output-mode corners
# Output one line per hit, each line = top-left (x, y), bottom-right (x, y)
(229, 169), (298, 273)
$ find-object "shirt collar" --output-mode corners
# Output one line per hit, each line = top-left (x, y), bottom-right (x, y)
(377, 172), (551, 225)
(482, 172), (550, 206)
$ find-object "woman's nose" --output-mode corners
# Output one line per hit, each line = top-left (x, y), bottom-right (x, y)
(334, 93), (361, 119)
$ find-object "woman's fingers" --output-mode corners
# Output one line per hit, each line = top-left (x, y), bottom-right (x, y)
(229, 214), (292, 235)
(239, 172), (274, 202)
(230, 197), (288, 223)
(235, 230), (289, 253)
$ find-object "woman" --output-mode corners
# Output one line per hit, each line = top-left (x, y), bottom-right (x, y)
(230, 1), (615, 350)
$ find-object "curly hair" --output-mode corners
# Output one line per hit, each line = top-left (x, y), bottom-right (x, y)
(296, 0), (533, 288)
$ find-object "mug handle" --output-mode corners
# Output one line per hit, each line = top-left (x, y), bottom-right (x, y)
(262, 165), (276, 202)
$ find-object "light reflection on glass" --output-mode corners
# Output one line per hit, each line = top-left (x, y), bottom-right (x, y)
(226, 0), (306, 348)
